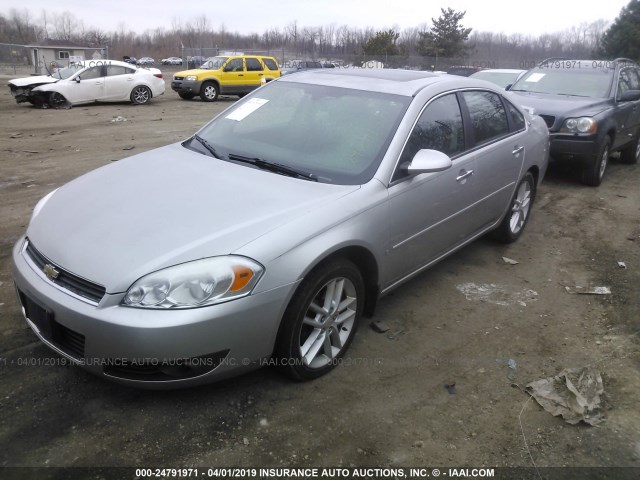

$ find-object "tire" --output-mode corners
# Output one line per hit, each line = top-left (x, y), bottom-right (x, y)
(620, 133), (640, 164)
(582, 138), (610, 186)
(49, 92), (69, 109)
(178, 92), (195, 100)
(200, 82), (219, 102)
(492, 172), (536, 243)
(130, 85), (151, 105)
(275, 258), (364, 381)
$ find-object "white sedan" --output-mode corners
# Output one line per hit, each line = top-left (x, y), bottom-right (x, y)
(8, 59), (165, 108)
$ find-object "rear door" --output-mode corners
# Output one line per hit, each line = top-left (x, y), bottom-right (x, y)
(103, 64), (137, 101)
(243, 57), (266, 90)
(458, 90), (526, 226)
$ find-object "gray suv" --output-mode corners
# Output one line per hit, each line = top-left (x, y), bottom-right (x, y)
(508, 58), (640, 186)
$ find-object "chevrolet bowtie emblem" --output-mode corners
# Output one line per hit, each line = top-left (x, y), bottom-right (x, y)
(43, 263), (59, 280)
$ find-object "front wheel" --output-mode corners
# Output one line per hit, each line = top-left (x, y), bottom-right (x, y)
(275, 258), (364, 381)
(130, 85), (151, 105)
(49, 92), (69, 109)
(582, 138), (610, 186)
(492, 172), (536, 243)
(200, 82), (219, 102)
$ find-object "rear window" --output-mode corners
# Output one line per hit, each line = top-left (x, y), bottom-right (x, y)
(262, 58), (278, 70)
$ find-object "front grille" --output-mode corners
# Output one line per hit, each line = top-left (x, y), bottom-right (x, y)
(18, 289), (86, 359)
(24, 239), (106, 303)
(539, 114), (556, 129)
(173, 76), (184, 80)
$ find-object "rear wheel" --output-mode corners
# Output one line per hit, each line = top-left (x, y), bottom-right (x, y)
(178, 92), (195, 100)
(275, 258), (364, 381)
(492, 172), (536, 243)
(200, 82), (219, 102)
(582, 138), (610, 186)
(130, 85), (151, 105)
(620, 133), (640, 164)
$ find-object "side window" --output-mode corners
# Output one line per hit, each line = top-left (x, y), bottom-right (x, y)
(395, 93), (464, 179)
(246, 58), (263, 72)
(461, 91), (509, 145)
(106, 65), (128, 77)
(262, 58), (278, 70)
(224, 58), (244, 72)
(77, 66), (103, 80)
(505, 100), (526, 132)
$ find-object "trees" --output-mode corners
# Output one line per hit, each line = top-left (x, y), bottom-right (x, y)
(417, 8), (472, 58)
(361, 29), (406, 67)
(600, 0), (640, 59)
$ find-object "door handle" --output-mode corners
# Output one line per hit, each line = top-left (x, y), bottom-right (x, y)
(258, 73), (264, 76)
(238, 74), (244, 76)
(456, 170), (474, 182)
(512, 146), (524, 155)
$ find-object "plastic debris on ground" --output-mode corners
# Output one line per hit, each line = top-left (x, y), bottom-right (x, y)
(564, 286), (611, 295)
(525, 367), (605, 426)
(502, 256), (519, 265)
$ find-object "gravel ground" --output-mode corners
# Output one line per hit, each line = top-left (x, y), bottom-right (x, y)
(0, 68), (639, 472)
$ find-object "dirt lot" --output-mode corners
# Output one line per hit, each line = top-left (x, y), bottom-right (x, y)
(0, 69), (639, 473)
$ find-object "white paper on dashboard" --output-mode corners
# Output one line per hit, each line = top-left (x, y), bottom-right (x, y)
(226, 98), (269, 121)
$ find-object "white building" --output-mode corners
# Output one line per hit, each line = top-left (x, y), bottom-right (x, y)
(26, 39), (107, 74)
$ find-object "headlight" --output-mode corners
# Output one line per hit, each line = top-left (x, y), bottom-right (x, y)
(560, 117), (596, 134)
(185, 75), (197, 81)
(123, 256), (264, 309)
(31, 188), (58, 222)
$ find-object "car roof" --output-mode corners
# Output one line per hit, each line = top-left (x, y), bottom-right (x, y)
(472, 69), (526, 74)
(277, 68), (495, 96)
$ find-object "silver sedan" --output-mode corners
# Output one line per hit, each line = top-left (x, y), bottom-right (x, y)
(12, 69), (549, 388)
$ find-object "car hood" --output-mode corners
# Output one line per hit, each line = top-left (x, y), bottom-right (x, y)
(9, 75), (59, 87)
(508, 91), (611, 118)
(27, 144), (359, 293)
(175, 68), (218, 77)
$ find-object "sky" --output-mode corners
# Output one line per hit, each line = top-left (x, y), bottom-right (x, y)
(3, 0), (631, 36)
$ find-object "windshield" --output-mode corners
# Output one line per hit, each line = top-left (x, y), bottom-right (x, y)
(471, 71), (521, 88)
(200, 56), (228, 70)
(510, 68), (613, 97)
(191, 81), (410, 185)
(51, 66), (80, 80)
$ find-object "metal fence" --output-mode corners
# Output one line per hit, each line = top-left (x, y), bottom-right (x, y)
(0, 43), (31, 65)
(171, 46), (540, 71)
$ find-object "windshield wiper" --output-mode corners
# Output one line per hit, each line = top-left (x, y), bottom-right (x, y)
(228, 153), (317, 182)
(192, 134), (222, 159)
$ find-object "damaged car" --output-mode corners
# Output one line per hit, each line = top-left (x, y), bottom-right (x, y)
(8, 59), (165, 108)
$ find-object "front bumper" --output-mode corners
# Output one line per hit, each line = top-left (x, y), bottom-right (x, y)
(171, 79), (202, 95)
(549, 133), (598, 162)
(12, 237), (296, 388)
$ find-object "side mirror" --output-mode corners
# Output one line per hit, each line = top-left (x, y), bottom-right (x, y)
(75, 76), (81, 83)
(406, 149), (452, 175)
(619, 89), (640, 102)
